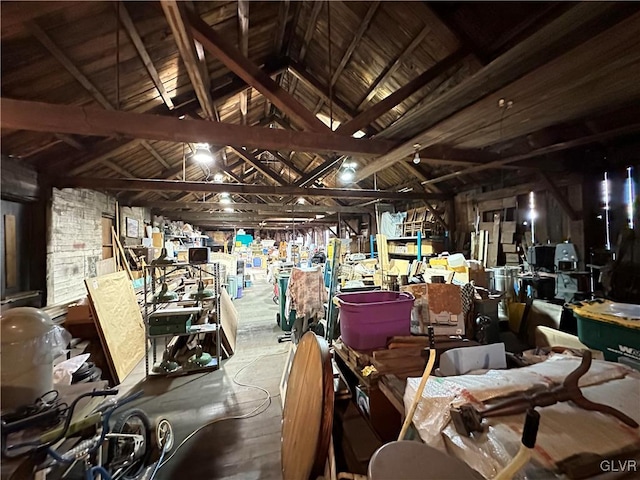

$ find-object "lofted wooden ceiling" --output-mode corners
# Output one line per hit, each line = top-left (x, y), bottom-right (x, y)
(1, 1), (639, 229)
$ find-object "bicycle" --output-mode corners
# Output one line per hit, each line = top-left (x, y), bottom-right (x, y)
(2, 389), (173, 480)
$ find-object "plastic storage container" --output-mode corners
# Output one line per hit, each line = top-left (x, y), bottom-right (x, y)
(336, 291), (414, 350)
(1, 308), (62, 410)
(572, 301), (640, 363)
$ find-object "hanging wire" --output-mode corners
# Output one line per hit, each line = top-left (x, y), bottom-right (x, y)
(115, 2), (120, 110)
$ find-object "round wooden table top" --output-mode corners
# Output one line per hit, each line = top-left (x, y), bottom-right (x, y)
(281, 332), (333, 480)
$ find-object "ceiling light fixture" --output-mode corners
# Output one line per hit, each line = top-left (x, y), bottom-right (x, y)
(412, 143), (421, 165)
(193, 143), (213, 163)
(213, 172), (224, 183)
(297, 197), (305, 204)
(339, 161), (357, 183)
(224, 207), (234, 213)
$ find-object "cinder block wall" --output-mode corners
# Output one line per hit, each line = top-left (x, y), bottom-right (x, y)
(46, 188), (116, 305)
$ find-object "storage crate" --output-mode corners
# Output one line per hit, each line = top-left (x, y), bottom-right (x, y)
(572, 301), (640, 362)
(336, 291), (414, 350)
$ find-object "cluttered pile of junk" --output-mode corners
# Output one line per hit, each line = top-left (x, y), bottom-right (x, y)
(280, 238), (640, 480)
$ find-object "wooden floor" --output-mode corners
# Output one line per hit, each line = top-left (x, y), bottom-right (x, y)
(121, 268), (287, 479)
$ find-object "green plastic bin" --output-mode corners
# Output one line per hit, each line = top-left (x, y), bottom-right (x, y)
(572, 301), (640, 362)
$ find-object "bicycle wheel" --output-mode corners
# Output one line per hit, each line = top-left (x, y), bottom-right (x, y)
(108, 408), (152, 479)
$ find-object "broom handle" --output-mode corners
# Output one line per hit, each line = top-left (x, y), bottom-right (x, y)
(398, 347), (436, 440)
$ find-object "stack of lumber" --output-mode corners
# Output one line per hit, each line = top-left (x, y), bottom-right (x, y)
(372, 347), (426, 379)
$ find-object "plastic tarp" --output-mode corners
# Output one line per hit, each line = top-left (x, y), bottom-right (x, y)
(404, 355), (640, 478)
(380, 212), (406, 238)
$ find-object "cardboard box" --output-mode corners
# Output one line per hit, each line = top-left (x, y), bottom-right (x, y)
(400, 283), (464, 336)
(425, 283), (464, 336)
(65, 298), (98, 339)
(66, 298), (92, 324)
(453, 267), (489, 288)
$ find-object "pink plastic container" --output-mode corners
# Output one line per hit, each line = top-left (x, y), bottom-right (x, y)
(336, 291), (415, 350)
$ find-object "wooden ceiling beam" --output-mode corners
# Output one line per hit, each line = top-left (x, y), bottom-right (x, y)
(1, 98), (395, 157)
(422, 124), (640, 187)
(140, 141), (171, 169)
(357, 24), (431, 111)
(230, 147), (288, 186)
(159, 212), (322, 222)
(237, 0), (249, 125)
(55, 134), (85, 151)
(287, 61), (357, 124)
(294, 155), (344, 187)
(50, 177), (448, 201)
(188, 11), (326, 132)
(1, 2), (75, 38)
(70, 139), (142, 175)
(356, 2), (637, 181)
(26, 21), (112, 110)
(273, 0), (291, 55)
(27, 14), (191, 177)
(140, 201), (369, 214)
(118, 3), (174, 110)
(298, 1), (323, 62)
(161, 0), (216, 120)
(265, 150), (305, 178)
(313, 2), (380, 115)
(288, 1), (323, 98)
(337, 48), (468, 136)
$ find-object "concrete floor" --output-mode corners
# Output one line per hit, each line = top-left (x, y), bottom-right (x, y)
(121, 268), (288, 479)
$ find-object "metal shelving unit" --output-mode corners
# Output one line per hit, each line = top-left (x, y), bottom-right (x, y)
(143, 262), (221, 377)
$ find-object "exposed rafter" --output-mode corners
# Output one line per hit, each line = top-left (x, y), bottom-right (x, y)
(118, 2), (174, 110)
(140, 201), (370, 214)
(2, 2), (74, 38)
(288, 61), (357, 124)
(314, 1), (380, 115)
(356, 3), (638, 181)
(337, 49), (467, 136)
(140, 141), (171, 169)
(188, 11), (326, 132)
(230, 147), (289, 186)
(288, 1), (323, 98)
(51, 177), (449, 201)
(357, 24), (431, 111)
(422, 124), (640, 187)
(273, 0), (290, 55)
(1, 98), (395, 157)
(70, 140), (142, 176)
(161, 0), (215, 120)
(237, 0), (249, 125)
(26, 20), (112, 110)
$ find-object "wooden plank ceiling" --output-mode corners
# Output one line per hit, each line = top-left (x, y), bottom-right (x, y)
(1, 1), (639, 229)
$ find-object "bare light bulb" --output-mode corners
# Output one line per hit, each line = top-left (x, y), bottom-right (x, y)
(340, 168), (355, 182)
(412, 152), (421, 164)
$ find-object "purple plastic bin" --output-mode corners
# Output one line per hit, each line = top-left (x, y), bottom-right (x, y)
(336, 291), (414, 350)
